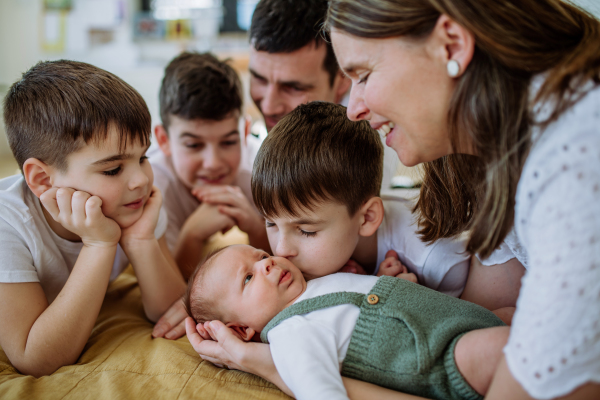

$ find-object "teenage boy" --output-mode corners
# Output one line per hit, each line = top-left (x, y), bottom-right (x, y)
(151, 52), (269, 279)
(0, 60), (186, 377)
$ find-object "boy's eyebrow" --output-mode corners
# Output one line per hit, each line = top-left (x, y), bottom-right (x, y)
(179, 130), (239, 139)
(249, 68), (315, 90)
(91, 144), (151, 166)
(291, 218), (326, 225)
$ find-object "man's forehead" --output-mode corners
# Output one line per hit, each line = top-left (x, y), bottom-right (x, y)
(249, 43), (329, 82)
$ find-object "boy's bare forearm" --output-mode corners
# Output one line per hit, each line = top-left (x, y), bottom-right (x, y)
(0, 245), (117, 377)
(174, 224), (207, 279)
(123, 239), (186, 321)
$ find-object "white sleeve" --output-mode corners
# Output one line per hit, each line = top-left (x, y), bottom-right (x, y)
(0, 217), (38, 283)
(476, 240), (516, 266)
(505, 130), (600, 398)
(154, 206), (168, 240)
(268, 317), (349, 400)
(421, 238), (471, 297)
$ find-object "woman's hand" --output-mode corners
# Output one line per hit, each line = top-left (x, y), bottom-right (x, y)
(185, 318), (247, 370)
(185, 318), (293, 396)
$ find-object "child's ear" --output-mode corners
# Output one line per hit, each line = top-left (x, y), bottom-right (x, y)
(226, 322), (256, 342)
(358, 196), (384, 237)
(22, 158), (53, 198)
(154, 124), (171, 157)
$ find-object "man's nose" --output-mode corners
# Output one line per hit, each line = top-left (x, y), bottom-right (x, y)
(260, 85), (285, 117)
(346, 82), (370, 121)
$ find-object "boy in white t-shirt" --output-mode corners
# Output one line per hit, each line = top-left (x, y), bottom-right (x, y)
(150, 52), (268, 280)
(184, 244), (509, 400)
(0, 61), (186, 377)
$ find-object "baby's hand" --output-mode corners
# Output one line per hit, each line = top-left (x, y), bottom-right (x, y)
(40, 187), (121, 247)
(120, 185), (162, 245)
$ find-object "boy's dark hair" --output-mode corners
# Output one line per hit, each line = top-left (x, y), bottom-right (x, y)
(184, 246), (229, 324)
(252, 102), (383, 218)
(159, 52), (243, 131)
(250, 0), (339, 86)
(3, 60), (151, 172)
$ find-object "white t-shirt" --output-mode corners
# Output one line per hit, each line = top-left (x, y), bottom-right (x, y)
(268, 273), (379, 400)
(0, 175), (167, 304)
(501, 82), (600, 398)
(149, 149), (253, 251)
(376, 196), (471, 297)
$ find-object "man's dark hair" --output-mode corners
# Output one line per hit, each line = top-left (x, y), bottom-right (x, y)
(3, 60), (151, 172)
(250, 0), (339, 86)
(159, 52), (243, 131)
(252, 102), (383, 218)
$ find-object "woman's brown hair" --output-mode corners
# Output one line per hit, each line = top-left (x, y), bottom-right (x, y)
(326, 0), (600, 258)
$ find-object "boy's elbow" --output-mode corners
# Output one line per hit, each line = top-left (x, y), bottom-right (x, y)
(143, 306), (162, 323)
(12, 355), (72, 378)
(8, 342), (82, 378)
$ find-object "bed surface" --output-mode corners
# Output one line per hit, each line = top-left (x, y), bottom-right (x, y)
(0, 265), (289, 400)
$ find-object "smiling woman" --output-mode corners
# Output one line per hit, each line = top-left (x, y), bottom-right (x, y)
(326, 0), (600, 399)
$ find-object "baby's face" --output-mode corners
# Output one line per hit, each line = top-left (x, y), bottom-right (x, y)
(265, 201), (363, 279)
(205, 245), (307, 332)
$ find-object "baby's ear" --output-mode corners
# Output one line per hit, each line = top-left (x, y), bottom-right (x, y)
(358, 196), (384, 237)
(23, 158), (53, 198)
(226, 323), (256, 342)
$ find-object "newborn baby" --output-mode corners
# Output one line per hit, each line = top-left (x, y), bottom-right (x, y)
(184, 244), (508, 400)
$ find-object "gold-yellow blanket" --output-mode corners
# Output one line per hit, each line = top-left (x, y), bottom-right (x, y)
(0, 267), (289, 400)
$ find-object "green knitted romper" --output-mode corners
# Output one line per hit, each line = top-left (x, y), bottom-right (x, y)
(261, 276), (505, 400)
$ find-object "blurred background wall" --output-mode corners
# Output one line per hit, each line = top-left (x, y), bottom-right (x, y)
(0, 0), (260, 175)
(0, 0), (599, 176)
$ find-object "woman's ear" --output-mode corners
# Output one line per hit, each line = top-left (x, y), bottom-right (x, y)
(22, 158), (53, 198)
(226, 322), (256, 342)
(358, 196), (384, 237)
(154, 124), (171, 157)
(429, 14), (475, 77)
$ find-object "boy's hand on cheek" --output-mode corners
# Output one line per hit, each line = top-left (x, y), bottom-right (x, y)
(193, 186), (263, 236)
(120, 185), (161, 245)
(40, 187), (121, 247)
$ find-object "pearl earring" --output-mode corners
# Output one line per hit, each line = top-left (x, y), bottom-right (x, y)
(447, 60), (461, 77)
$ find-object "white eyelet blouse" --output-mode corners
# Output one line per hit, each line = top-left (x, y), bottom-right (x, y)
(497, 81), (600, 399)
